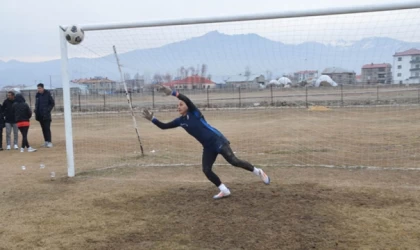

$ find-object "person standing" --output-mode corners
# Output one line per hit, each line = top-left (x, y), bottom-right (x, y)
(1, 91), (19, 150)
(13, 94), (36, 152)
(35, 83), (55, 148)
(0, 103), (4, 151)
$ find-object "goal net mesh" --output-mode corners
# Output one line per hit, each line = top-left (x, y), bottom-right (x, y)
(61, 8), (420, 174)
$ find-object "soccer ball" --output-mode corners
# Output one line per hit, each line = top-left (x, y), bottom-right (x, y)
(64, 25), (84, 45)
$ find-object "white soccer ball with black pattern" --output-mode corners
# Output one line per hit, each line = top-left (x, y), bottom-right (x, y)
(64, 25), (84, 45)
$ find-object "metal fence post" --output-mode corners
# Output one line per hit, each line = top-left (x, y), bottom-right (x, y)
(78, 93), (81, 112)
(238, 87), (241, 107)
(207, 88), (210, 108)
(152, 88), (155, 109)
(270, 85), (274, 105)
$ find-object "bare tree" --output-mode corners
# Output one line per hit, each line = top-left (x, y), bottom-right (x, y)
(180, 66), (185, 78)
(163, 73), (172, 83)
(201, 64), (208, 78)
(244, 66), (251, 78)
(153, 73), (163, 84)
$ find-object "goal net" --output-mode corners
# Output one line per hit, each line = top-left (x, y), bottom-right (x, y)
(60, 4), (420, 176)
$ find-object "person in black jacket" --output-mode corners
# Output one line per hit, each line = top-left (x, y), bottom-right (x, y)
(35, 83), (55, 148)
(13, 94), (36, 153)
(0, 103), (4, 151)
(1, 91), (19, 150)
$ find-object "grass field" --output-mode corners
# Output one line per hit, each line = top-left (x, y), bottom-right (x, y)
(1, 103), (420, 249)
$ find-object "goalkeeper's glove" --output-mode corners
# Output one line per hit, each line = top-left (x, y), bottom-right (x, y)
(157, 85), (173, 96)
(142, 109), (154, 121)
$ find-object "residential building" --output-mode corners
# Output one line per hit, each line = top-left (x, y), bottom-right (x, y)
(125, 78), (145, 93)
(322, 67), (356, 85)
(164, 75), (216, 90)
(71, 77), (118, 94)
(225, 74), (265, 89)
(361, 63), (392, 84)
(293, 70), (318, 83)
(393, 48), (420, 84)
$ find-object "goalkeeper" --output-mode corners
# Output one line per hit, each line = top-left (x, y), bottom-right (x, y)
(142, 85), (270, 199)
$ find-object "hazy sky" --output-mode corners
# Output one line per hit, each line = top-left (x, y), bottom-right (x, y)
(0, 0), (416, 62)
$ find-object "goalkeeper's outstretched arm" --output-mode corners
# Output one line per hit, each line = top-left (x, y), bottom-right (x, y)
(141, 109), (180, 129)
(152, 117), (180, 130)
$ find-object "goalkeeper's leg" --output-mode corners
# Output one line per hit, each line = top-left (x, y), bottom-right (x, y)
(220, 143), (270, 185)
(202, 148), (231, 199)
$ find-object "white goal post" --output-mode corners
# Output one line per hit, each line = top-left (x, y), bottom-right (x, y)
(60, 1), (420, 177)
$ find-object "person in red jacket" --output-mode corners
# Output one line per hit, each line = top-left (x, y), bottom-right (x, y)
(12, 94), (37, 153)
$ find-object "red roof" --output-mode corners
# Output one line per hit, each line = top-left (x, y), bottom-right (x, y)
(164, 75), (215, 87)
(295, 70), (318, 74)
(393, 48), (420, 56)
(362, 63), (391, 69)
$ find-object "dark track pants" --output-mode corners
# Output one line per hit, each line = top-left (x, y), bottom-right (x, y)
(202, 143), (254, 187)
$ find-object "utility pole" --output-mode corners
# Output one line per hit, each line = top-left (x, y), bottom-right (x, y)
(49, 75), (52, 89)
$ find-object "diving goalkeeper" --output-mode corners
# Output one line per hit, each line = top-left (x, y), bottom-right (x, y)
(142, 85), (270, 199)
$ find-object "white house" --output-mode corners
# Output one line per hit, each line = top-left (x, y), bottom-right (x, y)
(225, 74), (265, 89)
(393, 48), (420, 84)
(293, 70), (318, 82)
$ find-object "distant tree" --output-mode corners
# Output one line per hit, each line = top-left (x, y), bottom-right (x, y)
(163, 73), (172, 83)
(201, 64), (208, 78)
(189, 66), (196, 76)
(153, 73), (163, 84)
(244, 66), (251, 79)
(134, 73), (142, 80)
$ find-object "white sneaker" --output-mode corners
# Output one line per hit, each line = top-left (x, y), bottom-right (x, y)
(28, 147), (37, 153)
(259, 169), (270, 185)
(46, 142), (53, 148)
(20, 148), (24, 153)
(14, 144), (19, 150)
(41, 142), (48, 147)
(6, 145), (11, 150)
(213, 190), (231, 200)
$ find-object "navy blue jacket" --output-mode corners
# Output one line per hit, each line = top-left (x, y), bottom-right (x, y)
(35, 90), (55, 121)
(152, 91), (228, 152)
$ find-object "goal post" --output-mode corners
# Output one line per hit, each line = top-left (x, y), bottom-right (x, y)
(59, 27), (75, 177)
(60, 2), (420, 177)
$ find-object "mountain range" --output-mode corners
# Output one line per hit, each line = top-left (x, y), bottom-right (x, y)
(1, 31), (420, 87)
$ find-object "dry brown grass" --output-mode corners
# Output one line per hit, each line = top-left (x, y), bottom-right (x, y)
(1, 105), (420, 249)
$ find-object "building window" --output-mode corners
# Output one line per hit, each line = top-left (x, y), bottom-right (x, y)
(417, 64), (420, 68)
(398, 57), (402, 61)
(397, 73), (402, 77)
(378, 68), (385, 72)
(398, 65), (402, 69)
(378, 74), (385, 78)
(416, 72), (420, 77)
